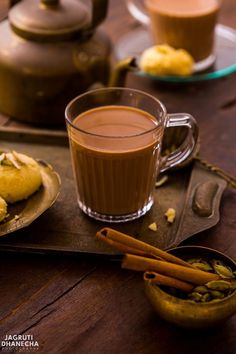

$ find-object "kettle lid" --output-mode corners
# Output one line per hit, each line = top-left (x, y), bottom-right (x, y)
(9, 0), (91, 41)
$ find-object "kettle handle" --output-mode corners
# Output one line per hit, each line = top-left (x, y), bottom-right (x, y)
(9, 0), (21, 7)
(91, 0), (108, 29)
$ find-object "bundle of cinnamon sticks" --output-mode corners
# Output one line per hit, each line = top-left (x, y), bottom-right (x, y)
(96, 228), (219, 292)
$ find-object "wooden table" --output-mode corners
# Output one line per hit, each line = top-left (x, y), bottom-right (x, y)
(0, 1), (235, 353)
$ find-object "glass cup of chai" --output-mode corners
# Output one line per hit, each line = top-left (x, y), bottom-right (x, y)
(65, 87), (198, 222)
(127, 0), (221, 72)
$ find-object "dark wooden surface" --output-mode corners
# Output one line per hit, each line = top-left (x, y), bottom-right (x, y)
(0, 1), (236, 353)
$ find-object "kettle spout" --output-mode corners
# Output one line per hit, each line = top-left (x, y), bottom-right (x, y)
(108, 57), (137, 87)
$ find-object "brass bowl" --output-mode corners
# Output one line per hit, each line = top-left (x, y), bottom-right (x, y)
(144, 246), (236, 328)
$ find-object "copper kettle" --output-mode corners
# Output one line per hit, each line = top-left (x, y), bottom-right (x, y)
(0, 0), (135, 126)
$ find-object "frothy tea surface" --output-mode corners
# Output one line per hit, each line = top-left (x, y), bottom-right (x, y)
(72, 105), (159, 152)
(147, 0), (219, 16)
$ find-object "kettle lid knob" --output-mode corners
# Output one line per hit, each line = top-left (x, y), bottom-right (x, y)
(9, 0), (91, 41)
(41, 0), (59, 5)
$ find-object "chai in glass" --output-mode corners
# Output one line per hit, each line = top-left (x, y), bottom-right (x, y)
(145, 0), (220, 62)
(68, 105), (163, 220)
(66, 88), (198, 222)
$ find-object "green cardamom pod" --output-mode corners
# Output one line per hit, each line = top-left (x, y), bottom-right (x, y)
(192, 262), (213, 272)
(188, 292), (202, 302)
(201, 293), (211, 302)
(193, 285), (209, 294)
(211, 260), (234, 279)
(210, 290), (225, 299)
(206, 280), (231, 291)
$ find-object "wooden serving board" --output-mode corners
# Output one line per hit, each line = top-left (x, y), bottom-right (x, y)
(0, 127), (227, 258)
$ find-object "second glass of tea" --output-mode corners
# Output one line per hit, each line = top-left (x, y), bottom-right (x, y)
(127, 0), (221, 71)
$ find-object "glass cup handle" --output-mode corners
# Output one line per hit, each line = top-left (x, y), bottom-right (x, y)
(126, 0), (150, 26)
(160, 113), (199, 173)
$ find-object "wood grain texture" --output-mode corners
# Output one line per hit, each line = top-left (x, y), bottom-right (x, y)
(0, 0), (235, 353)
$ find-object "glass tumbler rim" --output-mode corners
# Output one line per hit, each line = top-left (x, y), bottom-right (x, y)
(65, 87), (167, 139)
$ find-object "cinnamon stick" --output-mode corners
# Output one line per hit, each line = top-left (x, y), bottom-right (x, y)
(144, 271), (194, 292)
(96, 236), (154, 258)
(96, 227), (193, 268)
(122, 254), (219, 285)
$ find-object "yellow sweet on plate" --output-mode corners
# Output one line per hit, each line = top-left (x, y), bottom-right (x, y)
(0, 151), (42, 203)
(0, 196), (7, 222)
(139, 44), (194, 76)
